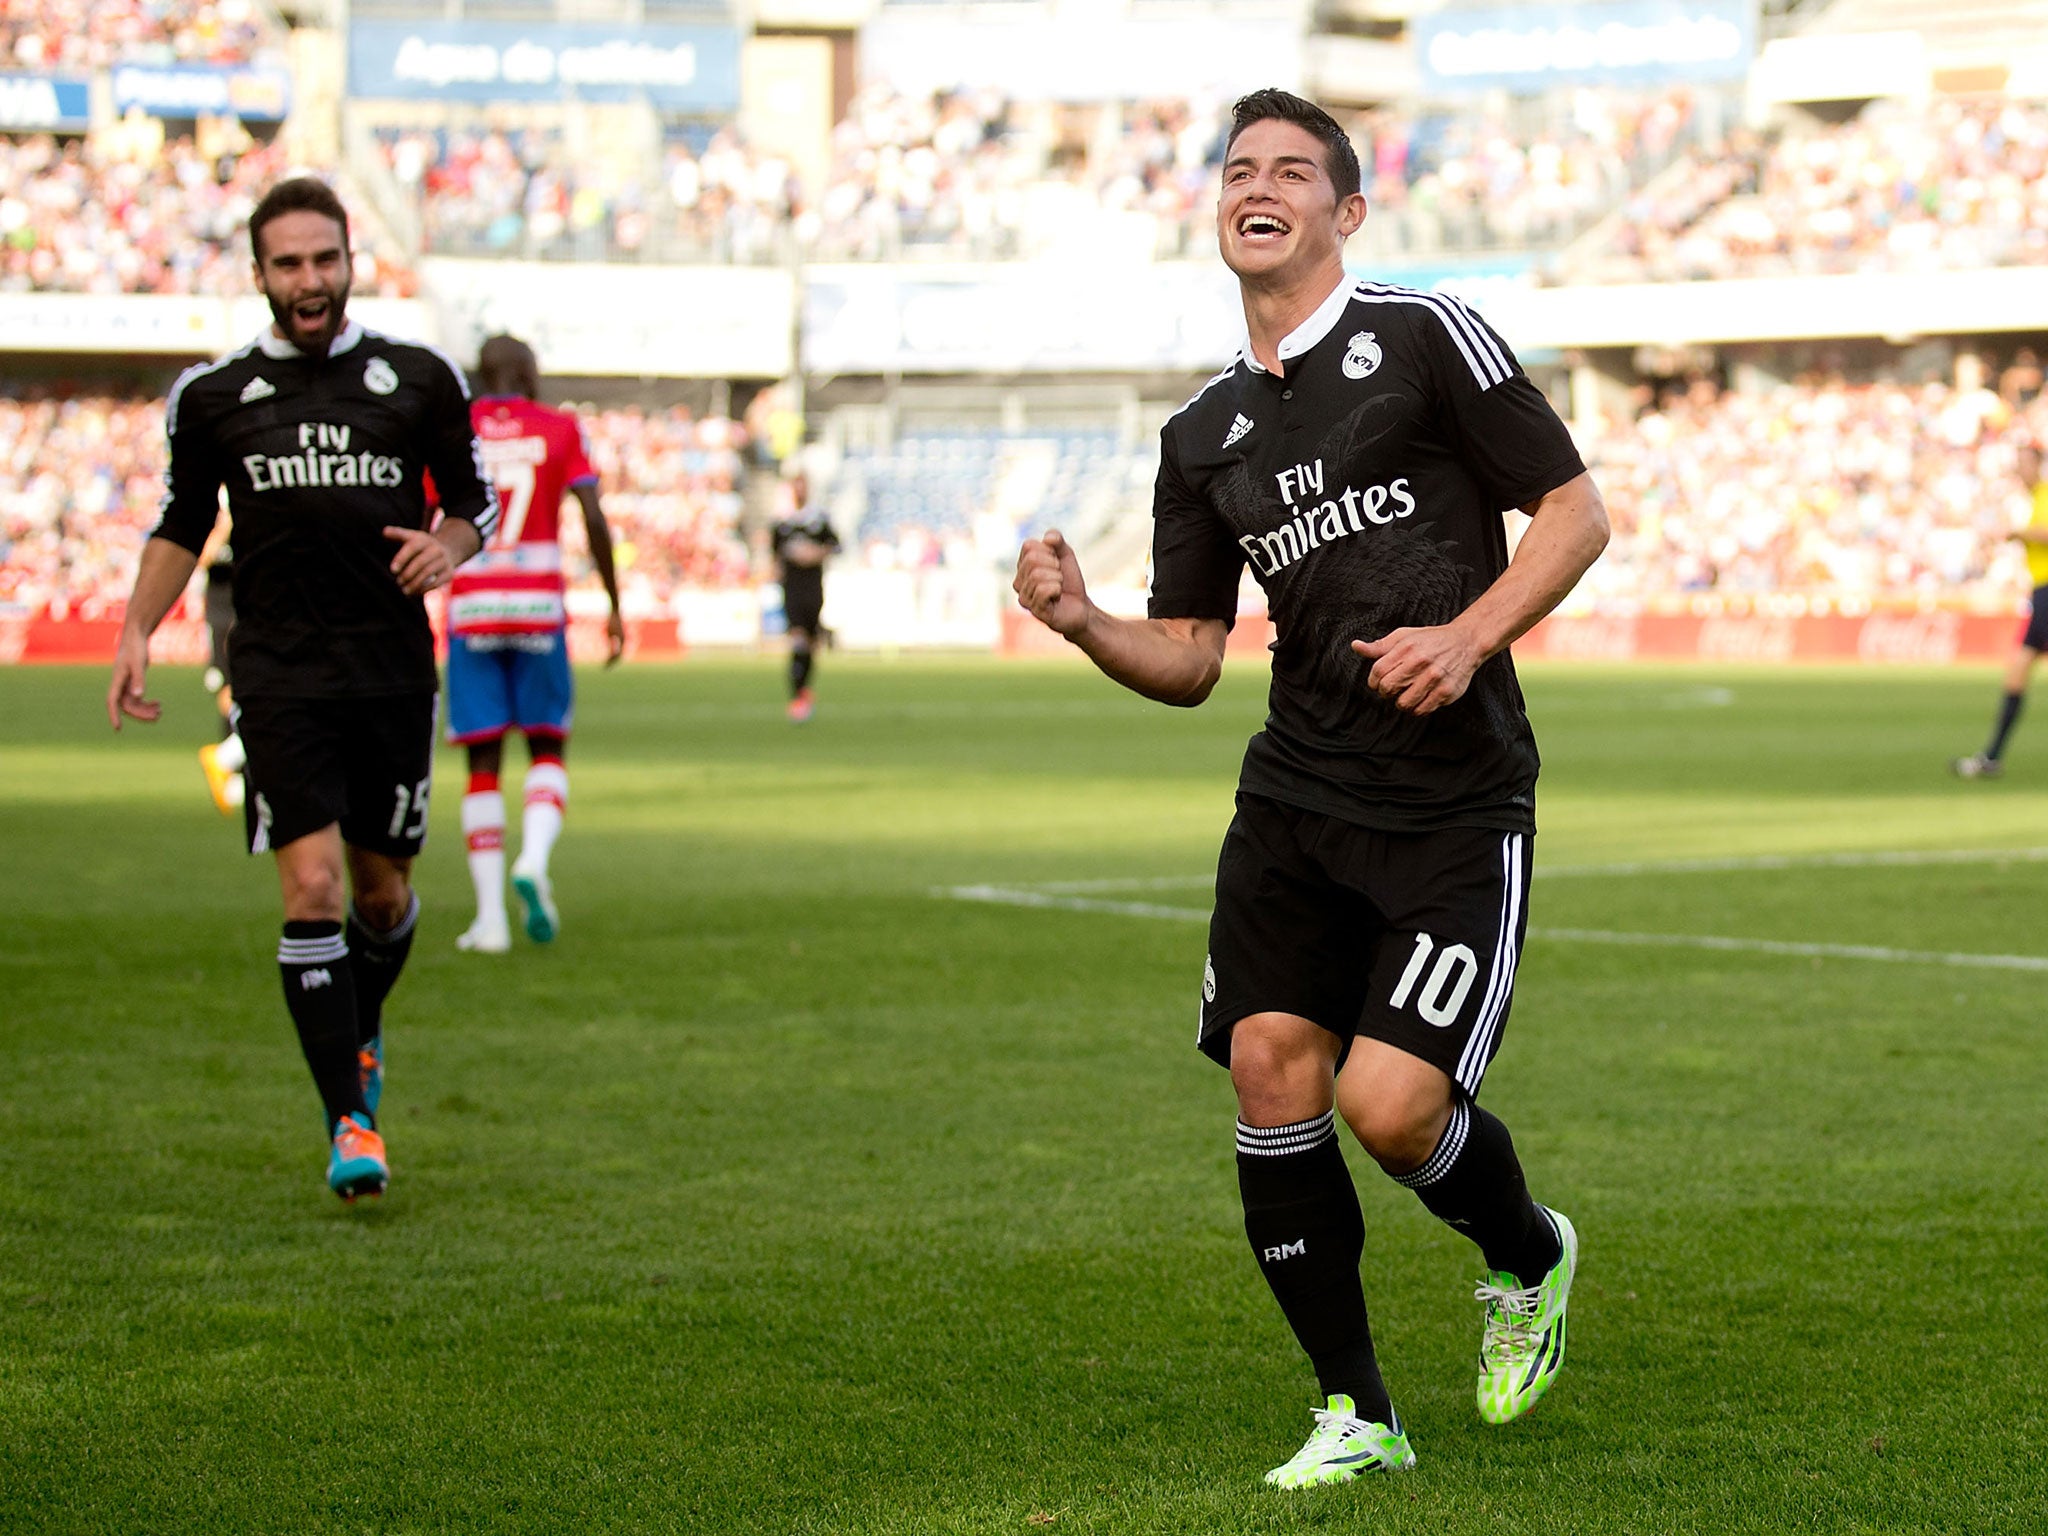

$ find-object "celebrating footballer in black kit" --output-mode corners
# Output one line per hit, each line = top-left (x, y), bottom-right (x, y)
(108, 177), (498, 1204)
(1015, 90), (1610, 1487)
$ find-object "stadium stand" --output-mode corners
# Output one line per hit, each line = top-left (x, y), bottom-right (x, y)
(372, 86), (1708, 265)
(1567, 97), (2048, 283)
(0, 395), (752, 619)
(1578, 374), (2048, 602)
(0, 0), (281, 68)
(376, 123), (797, 265)
(0, 126), (415, 296)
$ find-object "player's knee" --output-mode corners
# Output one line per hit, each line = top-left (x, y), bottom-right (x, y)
(1348, 1094), (1452, 1175)
(353, 885), (411, 932)
(1229, 1017), (1336, 1123)
(281, 866), (347, 923)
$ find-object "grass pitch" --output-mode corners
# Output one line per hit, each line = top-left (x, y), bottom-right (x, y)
(3, 656), (2044, 1534)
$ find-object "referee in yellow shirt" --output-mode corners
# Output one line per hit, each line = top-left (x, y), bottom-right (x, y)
(1955, 441), (2048, 778)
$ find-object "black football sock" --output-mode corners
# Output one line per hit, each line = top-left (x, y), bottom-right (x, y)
(1394, 1097), (1561, 1285)
(790, 643), (813, 695)
(278, 921), (368, 1132)
(1985, 692), (2024, 761)
(346, 891), (418, 1047)
(1238, 1112), (1393, 1424)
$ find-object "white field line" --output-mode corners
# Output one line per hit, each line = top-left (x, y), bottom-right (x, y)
(1531, 928), (2048, 973)
(957, 847), (2048, 898)
(938, 852), (2048, 974)
(1535, 846), (2048, 880)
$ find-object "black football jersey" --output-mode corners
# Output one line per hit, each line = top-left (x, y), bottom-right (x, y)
(772, 512), (841, 569)
(1149, 278), (1586, 833)
(151, 320), (498, 699)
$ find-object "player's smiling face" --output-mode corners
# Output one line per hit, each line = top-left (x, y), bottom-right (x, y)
(1217, 118), (1364, 287)
(254, 209), (353, 357)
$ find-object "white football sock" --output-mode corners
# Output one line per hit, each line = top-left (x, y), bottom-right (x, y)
(462, 790), (507, 928)
(519, 761), (569, 877)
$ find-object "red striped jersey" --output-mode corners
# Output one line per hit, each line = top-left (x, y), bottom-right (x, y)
(448, 395), (597, 636)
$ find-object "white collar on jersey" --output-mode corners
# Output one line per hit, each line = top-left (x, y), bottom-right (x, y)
(257, 318), (365, 360)
(1240, 273), (1354, 374)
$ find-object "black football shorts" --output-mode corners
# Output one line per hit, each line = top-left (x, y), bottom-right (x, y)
(2024, 584), (2048, 652)
(236, 692), (438, 858)
(782, 566), (825, 634)
(1199, 792), (1534, 1096)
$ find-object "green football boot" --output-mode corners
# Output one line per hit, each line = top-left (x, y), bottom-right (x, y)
(1475, 1206), (1578, 1424)
(1264, 1395), (1416, 1488)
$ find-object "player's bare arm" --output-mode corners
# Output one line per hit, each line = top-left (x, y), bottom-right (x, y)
(108, 537), (202, 729)
(572, 482), (626, 665)
(384, 518), (484, 597)
(1014, 529), (1228, 706)
(1352, 471), (1609, 716)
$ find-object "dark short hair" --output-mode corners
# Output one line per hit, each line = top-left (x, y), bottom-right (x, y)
(249, 177), (351, 264)
(1225, 88), (1362, 203)
(477, 333), (540, 396)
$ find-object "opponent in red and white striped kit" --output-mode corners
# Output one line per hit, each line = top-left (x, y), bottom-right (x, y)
(446, 334), (623, 952)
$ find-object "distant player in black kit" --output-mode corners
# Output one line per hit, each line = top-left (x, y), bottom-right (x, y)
(771, 470), (839, 722)
(1015, 91), (1609, 1485)
(108, 177), (498, 1202)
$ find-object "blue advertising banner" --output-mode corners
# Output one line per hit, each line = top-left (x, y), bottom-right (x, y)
(349, 21), (742, 109)
(110, 65), (293, 120)
(0, 73), (90, 131)
(1415, 0), (1755, 95)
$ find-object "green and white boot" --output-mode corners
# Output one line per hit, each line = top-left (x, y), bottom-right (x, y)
(1475, 1205), (1578, 1424)
(1264, 1394), (1416, 1488)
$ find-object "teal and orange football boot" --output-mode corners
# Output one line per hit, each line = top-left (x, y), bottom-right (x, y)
(327, 1113), (388, 1203)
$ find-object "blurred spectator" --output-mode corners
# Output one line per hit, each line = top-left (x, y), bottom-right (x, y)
(1, 0), (279, 68)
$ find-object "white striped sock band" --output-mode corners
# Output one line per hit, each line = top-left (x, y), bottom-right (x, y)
(277, 934), (348, 965)
(352, 891), (420, 943)
(1236, 1111), (1336, 1158)
(1393, 1098), (1472, 1189)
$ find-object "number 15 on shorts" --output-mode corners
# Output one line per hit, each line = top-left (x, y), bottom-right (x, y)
(1389, 932), (1480, 1027)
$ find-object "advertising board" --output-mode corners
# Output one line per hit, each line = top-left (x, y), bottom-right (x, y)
(1414, 0), (1755, 95)
(0, 72), (89, 131)
(349, 21), (742, 109)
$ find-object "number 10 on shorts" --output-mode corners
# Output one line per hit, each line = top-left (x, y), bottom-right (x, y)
(1389, 932), (1479, 1027)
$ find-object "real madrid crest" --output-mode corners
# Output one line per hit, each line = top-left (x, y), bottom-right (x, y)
(1343, 331), (1382, 381)
(363, 357), (399, 395)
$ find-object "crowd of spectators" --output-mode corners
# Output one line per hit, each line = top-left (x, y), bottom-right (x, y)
(1575, 99), (2048, 284)
(0, 394), (163, 617)
(20, 370), (2048, 622)
(1, 124), (415, 297)
(378, 125), (797, 266)
(1577, 370), (2048, 604)
(376, 86), (1704, 266)
(1355, 89), (1703, 259)
(575, 404), (753, 601)
(0, 394), (752, 618)
(1, 0), (278, 69)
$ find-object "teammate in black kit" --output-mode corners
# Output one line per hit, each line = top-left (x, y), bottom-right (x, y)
(107, 178), (498, 1202)
(771, 470), (840, 722)
(1014, 91), (1609, 1485)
